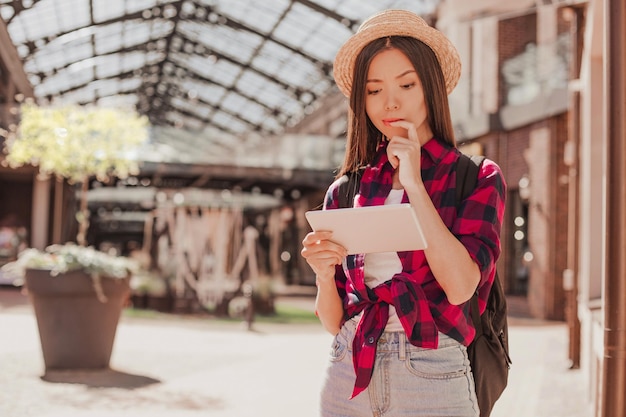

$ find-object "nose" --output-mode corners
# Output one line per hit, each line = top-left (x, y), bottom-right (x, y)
(384, 96), (399, 111)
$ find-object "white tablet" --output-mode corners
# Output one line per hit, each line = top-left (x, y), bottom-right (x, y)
(305, 203), (427, 255)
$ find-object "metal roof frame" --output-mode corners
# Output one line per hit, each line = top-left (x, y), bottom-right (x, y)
(1, 0), (437, 137)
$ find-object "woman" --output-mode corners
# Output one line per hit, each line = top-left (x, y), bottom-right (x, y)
(301, 9), (506, 417)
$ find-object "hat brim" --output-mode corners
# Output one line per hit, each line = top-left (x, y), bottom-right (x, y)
(333, 10), (461, 97)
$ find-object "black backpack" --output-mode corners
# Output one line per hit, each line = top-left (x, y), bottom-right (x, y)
(337, 153), (511, 417)
(456, 154), (511, 417)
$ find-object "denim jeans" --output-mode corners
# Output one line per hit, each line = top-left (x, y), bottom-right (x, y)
(320, 318), (479, 417)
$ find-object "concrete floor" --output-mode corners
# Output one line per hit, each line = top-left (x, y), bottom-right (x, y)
(0, 286), (593, 417)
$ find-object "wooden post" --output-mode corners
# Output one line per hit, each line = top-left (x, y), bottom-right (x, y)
(602, 0), (626, 415)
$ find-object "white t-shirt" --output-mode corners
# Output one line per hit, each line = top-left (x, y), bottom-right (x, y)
(362, 189), (405, 332)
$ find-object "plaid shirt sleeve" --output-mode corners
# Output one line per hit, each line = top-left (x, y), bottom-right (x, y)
(452, 158), (506, 313)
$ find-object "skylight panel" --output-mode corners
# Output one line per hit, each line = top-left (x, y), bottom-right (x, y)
(55, 0), (90, 32)
(12, 0), (58, 41)
(92, 0), (126, 21)
(212, 110), (249, 135)
(184, 53), (242, 87)
(237, 71), (294, 110)
(221, 92), (267, 126)
(170, 95), (211, 118)
(222, 0), (290, 34)
(213, 31), (262, 62)
(273, 2), (327, 46)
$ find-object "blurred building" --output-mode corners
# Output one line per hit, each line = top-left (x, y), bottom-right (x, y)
(437, 0), (574, 319)
(437, 0), (622, 415)
(289, 1), (625, 414)
(0, 15), (38, 282)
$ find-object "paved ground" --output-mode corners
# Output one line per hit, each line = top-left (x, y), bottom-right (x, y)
(0, 286), (594, 417)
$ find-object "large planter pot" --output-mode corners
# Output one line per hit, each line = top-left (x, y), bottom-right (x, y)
(24, 268), (131, 371)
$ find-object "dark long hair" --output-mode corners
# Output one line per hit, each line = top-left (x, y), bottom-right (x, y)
(337, 36), (457, 178)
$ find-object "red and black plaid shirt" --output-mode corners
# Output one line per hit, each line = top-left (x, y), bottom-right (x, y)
(323, 137), (506, 399)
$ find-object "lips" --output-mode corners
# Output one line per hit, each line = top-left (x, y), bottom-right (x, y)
(382, 118), (403, 126)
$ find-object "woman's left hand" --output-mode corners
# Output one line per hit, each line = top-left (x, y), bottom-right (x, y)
(386, 120), (423, 191)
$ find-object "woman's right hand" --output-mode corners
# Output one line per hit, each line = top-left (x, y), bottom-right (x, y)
(301, 231), (347, 283)
(302, 230), (347, 335)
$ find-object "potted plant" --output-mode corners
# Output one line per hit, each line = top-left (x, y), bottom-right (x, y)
(3, 244), (139, 370)
(0, 102), (149, 371)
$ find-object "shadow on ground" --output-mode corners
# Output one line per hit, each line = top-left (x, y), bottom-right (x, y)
(41, 368), (161, 389)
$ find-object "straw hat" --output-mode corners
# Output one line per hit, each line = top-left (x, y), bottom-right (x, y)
(333, 9), (461, 97)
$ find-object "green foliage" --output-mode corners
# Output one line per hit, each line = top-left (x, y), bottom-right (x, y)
(2, 243), (139, 280)
(3, 103), (148, 183)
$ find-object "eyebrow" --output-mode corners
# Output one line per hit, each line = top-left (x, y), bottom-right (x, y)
(367, 69), (416, 83)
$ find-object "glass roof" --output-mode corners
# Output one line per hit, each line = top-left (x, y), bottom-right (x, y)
(1, 0), (439, 137)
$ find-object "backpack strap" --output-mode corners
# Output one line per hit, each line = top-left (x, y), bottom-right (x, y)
(337, 168), (364, 209)
(471, 286), (484, 336)
(456, 153), (485, 203)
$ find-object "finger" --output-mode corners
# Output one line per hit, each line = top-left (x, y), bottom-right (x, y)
(303, 250), (344, 268)
(312, 253), (344, 266)
(302, 230), (333, 246)
(301, 237), (347, 259)
(387, 140), (410, 160)
(322, 242), (348, 259)
(386, 146), (399, 168)
(302, 243), (345, 258)
(389, 120), (419, 143)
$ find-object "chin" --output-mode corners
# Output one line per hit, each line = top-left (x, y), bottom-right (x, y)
(381, 127), (405, 139)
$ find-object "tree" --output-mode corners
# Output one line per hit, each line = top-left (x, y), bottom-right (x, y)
(2, 102), (149, 246)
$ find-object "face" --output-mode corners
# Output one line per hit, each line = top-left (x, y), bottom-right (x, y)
(364, 48), (433, 145)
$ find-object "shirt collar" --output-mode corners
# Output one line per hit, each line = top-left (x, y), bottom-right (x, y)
(420, 137), (453, 165)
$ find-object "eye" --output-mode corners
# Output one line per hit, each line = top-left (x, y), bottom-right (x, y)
(401, 82), (416, 90)
(366, 88), (381, 95)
